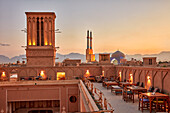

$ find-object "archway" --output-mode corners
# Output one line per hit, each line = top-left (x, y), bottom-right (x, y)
(111, 58), (118, 65)
(9, 69), (18, 81)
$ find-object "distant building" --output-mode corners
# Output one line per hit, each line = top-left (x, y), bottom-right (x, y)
(62, 58), (81, 66)
(125, 58), (142, 66)
(110, 50), (125, 65)
(99, 54), (110, 64)
(158, 61), (170, 67)
(86, 30), (95, 62)
(143, 57), (157, 66)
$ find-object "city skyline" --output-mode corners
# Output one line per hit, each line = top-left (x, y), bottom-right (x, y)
(0, 0), (170, 57)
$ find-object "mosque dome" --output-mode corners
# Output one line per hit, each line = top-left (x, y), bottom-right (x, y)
(111, 50), (125, 58)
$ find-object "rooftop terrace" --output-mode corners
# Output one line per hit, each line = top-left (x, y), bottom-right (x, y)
(92, 82), (169, 113)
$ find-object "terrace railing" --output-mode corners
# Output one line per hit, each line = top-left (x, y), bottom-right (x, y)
(83, 79), (114, 113)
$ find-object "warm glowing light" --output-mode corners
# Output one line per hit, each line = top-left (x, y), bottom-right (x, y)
(129, 74), (133, 83)
(84, 70), (90, 77)
(29, 42), (32, 45)
(102, 71), (104, 76)
(33, 42), (36, 45)
(57, 72), (65, 80)
(49, 43), (52, 45)
(147, 76), (150, 80)
(119, 72), (121, 81)
(40, 71), (45, 78)
(119, 72), (121, 76)
(91, 55), (95, 61)
(147, 75), (151, 89)
(89, 49), (93, 54)
(45, 42), (48, 45)
(1, 72), (6, 77)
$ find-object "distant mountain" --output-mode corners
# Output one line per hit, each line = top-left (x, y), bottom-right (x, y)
(0, 55), (26, 64)
(1, 51), (170, 64)
(125, 51), (170, 61)
(0, 55), (10, 63)
(56, 53), (86, 62)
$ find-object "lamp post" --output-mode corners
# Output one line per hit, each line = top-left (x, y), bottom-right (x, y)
(54, 29), (61, 60)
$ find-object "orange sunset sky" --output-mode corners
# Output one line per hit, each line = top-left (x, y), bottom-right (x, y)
(0, 0), (170, 57)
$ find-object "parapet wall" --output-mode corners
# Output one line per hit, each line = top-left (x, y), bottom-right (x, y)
(115, 66), (170, 94)
(0, 65), (170, 94)
(0, 65), (115, 80)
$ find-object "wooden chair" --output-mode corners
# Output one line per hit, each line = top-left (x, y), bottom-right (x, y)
(153, 97), (167, 112)
(138, 94), (150, 112)
(136, 82), (140, 86)
(148, 86), (154, 92)
(140, 82), (144, 88)
(123, 86), (133, 102)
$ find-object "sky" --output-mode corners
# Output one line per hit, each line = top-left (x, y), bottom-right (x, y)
(0, 0), (170, 57)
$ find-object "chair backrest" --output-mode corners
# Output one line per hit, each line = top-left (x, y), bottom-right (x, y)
(153, 88), (160, 93)
(148, 86), (154, 92)
(117, 76), (120, 81)
(136, 82), (140, 86)
(140, 82), (144, 87)
(104, 77), (108, 81)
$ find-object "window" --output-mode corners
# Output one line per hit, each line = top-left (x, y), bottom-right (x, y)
(37, 17), (39, 46)
(149, 59), (152, 65)
(69, 96), (77, 103)
(41, 17), (44, 46)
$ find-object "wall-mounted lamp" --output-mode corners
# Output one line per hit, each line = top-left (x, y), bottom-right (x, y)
(84, 70), (90, 77)
(147, 75), (150, 80)
(102, 71), (104, 76)
(130, 74), (132, 77)
(1, 72), (6, 77)
(40, 70), (45, 78)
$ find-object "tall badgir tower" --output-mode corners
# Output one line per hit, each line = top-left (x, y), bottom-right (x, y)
(86, 30), (95, 62)
(25, 12), (56, 67)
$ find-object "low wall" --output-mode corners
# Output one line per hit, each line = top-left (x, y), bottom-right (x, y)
(79, 80), (99, 112)
(115, 66), (170, 94)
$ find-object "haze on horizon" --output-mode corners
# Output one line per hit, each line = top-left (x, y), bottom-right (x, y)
(0, 0), (170, 57)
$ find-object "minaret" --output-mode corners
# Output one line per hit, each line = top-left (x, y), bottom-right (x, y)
(86, 30), (95, 62)
(90, 31), (92, 49)
(87, 30), (89, 49)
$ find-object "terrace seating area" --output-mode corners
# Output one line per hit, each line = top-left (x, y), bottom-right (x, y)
(87, 76), (170, 113)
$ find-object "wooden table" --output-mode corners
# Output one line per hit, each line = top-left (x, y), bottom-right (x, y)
(103, 81), (119, 89)
(111, 86), (122, 95)
(127, 86), (147, 103)
(119, 82), (136, 87)
(141, 92), (169, 113)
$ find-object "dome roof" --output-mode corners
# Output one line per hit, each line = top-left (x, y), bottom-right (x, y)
(111, 50), (125, 58)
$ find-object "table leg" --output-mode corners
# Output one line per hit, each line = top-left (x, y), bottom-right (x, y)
(164, 100), (166, 112)
(141, 96), (143, 112)
(133, 91), (134, 103)
(149, 98), (152, 113)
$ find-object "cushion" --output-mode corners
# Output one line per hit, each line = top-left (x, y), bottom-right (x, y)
(140, 98), (149, 102)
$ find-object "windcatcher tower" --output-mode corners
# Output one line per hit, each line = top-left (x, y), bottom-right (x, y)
(86, 30), (95, 62)
(25, 12), (56, 66)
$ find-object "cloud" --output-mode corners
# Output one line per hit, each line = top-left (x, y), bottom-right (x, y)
(0, 43), (10, 46)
